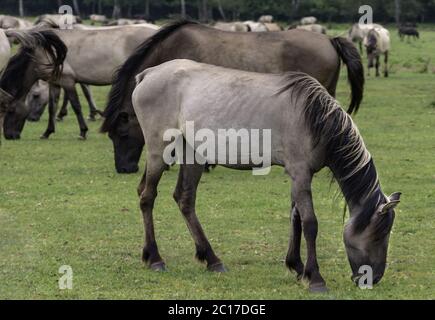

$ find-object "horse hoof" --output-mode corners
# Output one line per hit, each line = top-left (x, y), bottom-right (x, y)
(78, 135), (87, 141)
(40, 135), (49, 140)
(56, 118), (63, 122)
(88, 116), (96, 122)
(309, 283), (328, 293)
(150, 262), (166, 272)
(208, 263), (227, 273)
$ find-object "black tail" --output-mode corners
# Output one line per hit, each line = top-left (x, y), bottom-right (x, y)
(330, 37), (364, 115)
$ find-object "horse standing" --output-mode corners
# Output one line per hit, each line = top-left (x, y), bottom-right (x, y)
(348, 23), (383, 54)
(101, 20), (364, 174)
(364, 27), (391, 77)
(0, 25), (157, 140)
(131, 59), (401, 292)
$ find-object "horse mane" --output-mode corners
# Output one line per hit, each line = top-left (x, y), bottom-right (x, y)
(101, 19), (198, 133)
(279, 72), (383, 233)
(2, 29), (67, 92)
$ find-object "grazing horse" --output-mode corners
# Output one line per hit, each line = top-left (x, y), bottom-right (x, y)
(101, 20), (364, 174)
(214, 22), (251, 32)
(300, 16), (317, 25)
(398, 26), (419, 41)
(364, 27), (391, 77)
(0, 25), (157, 140)
(131, 59), (400, 292)
(0, 28), (11, 142)
(25, 80), (97, 123)
(348, 23), (383, 54)
(296, 24), (327, 34)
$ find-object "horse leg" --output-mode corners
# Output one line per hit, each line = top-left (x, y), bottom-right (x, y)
(291, 171), (327, 292)
(285, 201), (304, 279)
(56, 89), (69, 121)
(40, 84), (60, 139)
(139, 154), (167, 271)
(384, 51), (389, 77)
(174, 164), (226, 272)
(375, 55), (380, 77)
(79, 84), (99, 121)
(64, 86), (88, 140)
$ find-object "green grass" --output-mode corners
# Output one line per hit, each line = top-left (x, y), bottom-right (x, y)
(0, 26), (434, 300)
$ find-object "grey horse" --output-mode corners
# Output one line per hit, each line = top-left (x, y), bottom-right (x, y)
(101, 20), (364, 174)
(131, 59), (401, 292)
(0, 25), (157, 140)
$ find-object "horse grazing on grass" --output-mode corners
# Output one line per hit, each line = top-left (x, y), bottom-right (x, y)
(398, 26), (419, 41)
(348, 23), (383, 54)
(25, 80), (98, 123)
(131, 59), (401, 292)
(0, 25), (157, 140)
(364, 27), (391, 77)
(101, 20), (364, 174)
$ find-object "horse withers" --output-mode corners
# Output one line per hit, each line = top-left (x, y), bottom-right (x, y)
(131, 59), (400, 292)
(101, 20), (364, 174)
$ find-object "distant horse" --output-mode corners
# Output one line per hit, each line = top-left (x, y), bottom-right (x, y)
(0, 25), (157, 140)
(34, 14), (81, 27)
(0, 28), (11, 142)
(398, 26), (419, 41)
(243, 21), (268, 32)
(213, 22), (251, 32)
(364, 27), (391, 77)
(0, 15), (32, 30)
(348, 23), (383, 54)
(90, 14), (108, 25)
(296, 24), (327, 34)
(300, 16), (317, 25)
(101, 20), (364, 174)
(131, 59), (401, 292)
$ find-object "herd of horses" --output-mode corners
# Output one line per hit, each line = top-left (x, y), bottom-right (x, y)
(0, 15), (403, 293)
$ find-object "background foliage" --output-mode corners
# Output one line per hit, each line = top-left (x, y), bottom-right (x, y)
(1, 0), (435, 23)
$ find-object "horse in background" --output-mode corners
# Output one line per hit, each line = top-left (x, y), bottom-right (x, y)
(0, 15), (33, 30)
(399, 25), (419, 41)
(25, 80), (98, 123)
(348, 23), (383, 54)
(131, 59), (400, 292)
(364, 27), (391, 77)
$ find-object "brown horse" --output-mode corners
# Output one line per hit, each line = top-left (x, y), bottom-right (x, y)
(101, 20), (364, 174)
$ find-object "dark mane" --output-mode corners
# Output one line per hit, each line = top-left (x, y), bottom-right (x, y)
(280, 73), (384, 233)
(1, 30), (67, 97)
(101, 20), (198, 133)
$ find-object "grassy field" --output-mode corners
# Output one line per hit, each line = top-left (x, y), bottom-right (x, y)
(0, 25), (434, 300)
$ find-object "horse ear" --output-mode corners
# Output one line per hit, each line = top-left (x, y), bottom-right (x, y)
(378, 193), (401, 215)
(388, 192), (402, 202)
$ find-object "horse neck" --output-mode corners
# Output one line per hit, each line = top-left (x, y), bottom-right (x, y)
(332, 157), (382, 221)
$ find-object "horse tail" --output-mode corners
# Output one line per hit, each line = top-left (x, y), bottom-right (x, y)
(330, 37), (364, 115)
(5, 29), (67, 80)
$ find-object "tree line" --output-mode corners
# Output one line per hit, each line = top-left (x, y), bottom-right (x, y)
(3, 0), (435, 24)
